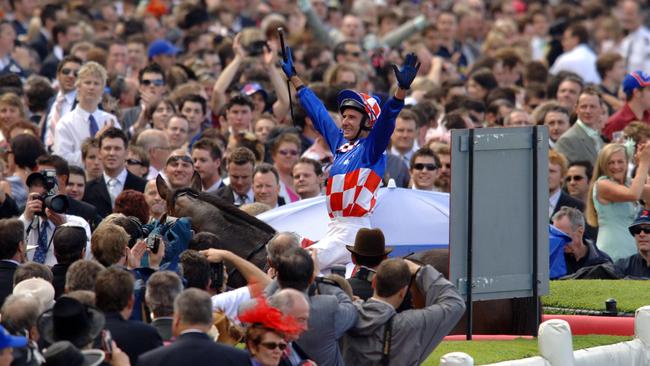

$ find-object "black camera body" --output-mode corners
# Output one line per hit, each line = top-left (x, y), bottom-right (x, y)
(210, 262), (224, 291)
(26, 170), (69, 216)
(246, 40), (267, 57)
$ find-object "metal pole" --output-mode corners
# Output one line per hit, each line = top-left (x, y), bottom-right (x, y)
(466, 129), (475, 340)
(532, 126), (540, 337)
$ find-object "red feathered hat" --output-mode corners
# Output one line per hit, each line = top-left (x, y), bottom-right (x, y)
(239, 297), (303, 337)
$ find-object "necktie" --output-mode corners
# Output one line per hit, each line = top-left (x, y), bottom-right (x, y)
(107, 178), (119, 207)
(46, 94), (65, 148)
(89, 114), (99, 137)
(33, 221), (49, 264)
(236, 194), (247, 206)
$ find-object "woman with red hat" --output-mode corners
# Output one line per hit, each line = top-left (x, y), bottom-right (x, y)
(280, 49), (420, 272)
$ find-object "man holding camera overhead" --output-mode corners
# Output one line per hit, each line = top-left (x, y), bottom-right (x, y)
(19, 170), (90, 266)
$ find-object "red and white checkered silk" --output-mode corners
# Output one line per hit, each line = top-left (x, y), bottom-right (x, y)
(325, 168), (382, 218)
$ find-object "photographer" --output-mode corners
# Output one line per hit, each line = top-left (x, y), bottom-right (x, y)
(19, 171), (90, 266)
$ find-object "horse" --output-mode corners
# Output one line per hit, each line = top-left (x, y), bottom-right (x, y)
(156, 174), (276, 288)
(158, 175), (536, 335)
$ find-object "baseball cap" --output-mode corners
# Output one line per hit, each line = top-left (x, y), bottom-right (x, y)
(629, 209), (650, 234)
(148, 39), (179, 59)
(241, 82), (268, 102)
(622, 71), (650, 96)
(0, 324), (27, 350)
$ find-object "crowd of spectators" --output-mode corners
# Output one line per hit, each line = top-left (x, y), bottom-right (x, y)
(0, 0), (645, 365)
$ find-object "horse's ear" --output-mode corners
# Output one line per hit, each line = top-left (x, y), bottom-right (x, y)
(190, 171), (202, 192)
(156, 174), (171, 201)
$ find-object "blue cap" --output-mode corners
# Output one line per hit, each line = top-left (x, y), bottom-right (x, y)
(148, 39), (179, 59)
(0, 324), (27, 349)
(241, 82), (268, 101)
(629, 209), (650, 234)
(622, 71), (650, 96)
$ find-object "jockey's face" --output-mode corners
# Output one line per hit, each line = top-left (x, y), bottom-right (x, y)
(341, 108), (366, 141)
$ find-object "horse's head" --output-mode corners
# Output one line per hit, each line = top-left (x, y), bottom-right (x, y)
(156, 172), (203, 217)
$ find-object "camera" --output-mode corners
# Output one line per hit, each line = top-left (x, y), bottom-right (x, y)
(246, 40), (268, 57)
(26, 170), (69, 216)
(146, 234), (161, 254)
(210, 262), (224, 291)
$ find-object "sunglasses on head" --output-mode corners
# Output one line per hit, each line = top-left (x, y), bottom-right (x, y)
(630, 226), (650, 235)
(167, 155), (193, 165)
(260, 341), (288, 351)
(141, 79), (165, 87)
(413, 163), (438, 171)
(61, 68), (79, 77)
(126, 159), (145, 166)
(278, 149), (298, 156)
(565, 175), (585, 182)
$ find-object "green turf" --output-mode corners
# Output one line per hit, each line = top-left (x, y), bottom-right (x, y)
(422, 335), (632, 365)
(542, 280), (650, 313)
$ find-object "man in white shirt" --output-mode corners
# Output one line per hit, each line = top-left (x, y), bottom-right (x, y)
(42, 55), (81, 151)
(191, 139), (224, 193)
(618, 0), (650, 73)
(20, 174), (91, 266)
(53, 61), (120, 167)
(550, 23), (601, 84)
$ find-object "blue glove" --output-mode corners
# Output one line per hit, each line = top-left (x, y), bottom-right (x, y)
(280, 46), (296, 79)
(391, 53), (421, 90)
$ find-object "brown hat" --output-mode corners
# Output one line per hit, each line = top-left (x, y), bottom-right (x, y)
(346, 228), (392, 257)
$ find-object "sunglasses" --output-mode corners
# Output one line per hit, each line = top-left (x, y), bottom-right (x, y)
(61, 68), (79, 77)
(565, 175), (585, 182)
(166, 155), (193, 165)
(413, 163), (438, 171)
(141, 79), (165, 87)
(631, 226), (650, 235)
(260, 341), (288, 351)
(127, 159), (145, 166)
(278, 149), (298, 156)
(346, 51), (362, 57)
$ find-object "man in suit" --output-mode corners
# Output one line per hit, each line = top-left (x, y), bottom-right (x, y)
(144, 271), (183, 342)
(0, 219), (26, 306)
(549, 150), (584, 219)
(137, 288), (250, 366)
(27, 4), (64, 61)
(266, 247), (358, 366)
(253, 163), (285, 208)
(216, 147), (256, 206)
(83, 128), (147, 217)
(191, 139), (224, 193)
(555, 87), (605, 165)
(96, 267), (162, 365)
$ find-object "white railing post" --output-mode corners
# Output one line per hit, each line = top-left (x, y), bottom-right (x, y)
(538, 319), (574, 366)
(440, 352), (474, 366)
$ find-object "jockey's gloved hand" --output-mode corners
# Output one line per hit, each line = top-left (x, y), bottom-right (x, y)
(280, 46), (297, 79)
(391, 53), (421, 90)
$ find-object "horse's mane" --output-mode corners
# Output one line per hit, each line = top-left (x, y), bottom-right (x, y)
(193, 191), (277, 234)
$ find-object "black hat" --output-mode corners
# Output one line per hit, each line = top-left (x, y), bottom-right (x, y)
(37, 297), (105, 348)
(44, 341), (104, 366)
(346, 228), (392, 257)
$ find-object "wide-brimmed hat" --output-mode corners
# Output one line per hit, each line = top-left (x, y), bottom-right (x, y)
(37, 297), (105, 348)
(346, 228), (392, 257)
(44, 341), (105, 366)
(13, 278), (55, 311)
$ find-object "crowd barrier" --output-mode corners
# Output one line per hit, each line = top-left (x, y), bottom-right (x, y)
(439, 305), (650, 366)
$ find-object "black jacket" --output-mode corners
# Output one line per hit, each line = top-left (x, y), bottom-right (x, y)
(83, 171), (147, 218)
(137, 331), (250, 366)
(103, 312), (162, 366)
(0, 260), (18, 306)
(66, 198), (101, 230)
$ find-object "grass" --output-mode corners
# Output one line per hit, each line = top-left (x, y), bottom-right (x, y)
(422, 335), (632, 365)
(542, 280), (650, 313)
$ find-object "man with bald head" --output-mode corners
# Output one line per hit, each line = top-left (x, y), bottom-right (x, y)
(618, 0), (650, 72)
(137, 130), (171, 180)
(164, 149), (195, 190)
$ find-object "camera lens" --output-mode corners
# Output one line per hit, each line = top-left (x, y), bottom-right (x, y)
(44, 194), (69, 213)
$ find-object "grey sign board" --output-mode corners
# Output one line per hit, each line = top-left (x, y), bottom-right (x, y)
(449, 126), (550, 302)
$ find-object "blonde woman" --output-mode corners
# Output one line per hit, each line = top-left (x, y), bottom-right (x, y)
(586, 143), (650, 261)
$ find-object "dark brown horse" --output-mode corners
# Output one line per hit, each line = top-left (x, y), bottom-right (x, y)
(156, 175), (275, 287)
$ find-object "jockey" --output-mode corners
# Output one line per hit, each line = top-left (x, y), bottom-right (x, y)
(281, 50), (420, 272)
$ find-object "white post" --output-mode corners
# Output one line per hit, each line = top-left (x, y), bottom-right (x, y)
(538, 319), (574, 366)
(635, 305), (650, 346)
(440, 352), (474, 366)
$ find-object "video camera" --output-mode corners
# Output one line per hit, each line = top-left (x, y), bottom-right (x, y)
(26, 170), (68, 216)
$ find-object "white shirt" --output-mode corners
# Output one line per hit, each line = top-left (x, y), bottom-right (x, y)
(44, 90), (76, 148)
(390, 142), (419, 162)
(203, 178), (223, 193)
(103, 168), (128, 206)
(550, 44), (601, 84)
(211, 286), (251, 324)
(549, 189), (561, 219)
(53, 106), (119, 167)
(19, 214), (92, 266)
(619, 26), (650, 73)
